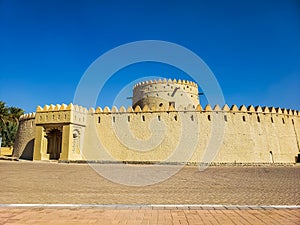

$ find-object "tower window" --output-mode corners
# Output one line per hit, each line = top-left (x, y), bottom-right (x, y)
(208, 115), (211, 121)
(271, 117), (274, 123)
(224, 115), (227, 122)
(142, 115), (145, 121)
(174, 115), (177, 121)
(282, 118), (285, 124)
(158, 115), (161, 121)
(128, 116), (130, 122)
(257, 116), (260, 123)
(98, 117), (101, 123)
(159, 103), (163, 107)
(242, 116), (246, 122)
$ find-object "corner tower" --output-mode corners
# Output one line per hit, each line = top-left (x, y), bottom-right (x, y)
(132, 78), (200, 109)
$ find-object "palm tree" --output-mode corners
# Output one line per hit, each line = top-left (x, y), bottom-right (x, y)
(8, 107), (24, 123)
(0, 101), (24, 147)
(2, 121), (18, 147)
(0, 101), (9, 135)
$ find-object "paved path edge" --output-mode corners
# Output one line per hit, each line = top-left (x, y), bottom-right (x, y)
(0, 204), (299, 210)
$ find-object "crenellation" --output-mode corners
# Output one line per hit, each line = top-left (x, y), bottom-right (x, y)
(119, 106), (126, 112)
(230, 105), (238, 112)
(89, 107), (95, 113)
(269, 107), (276, 113)
(213, 104), (221, 111)
(49, 104), (55, 111)
(66, 103), (74, 110)
(255, 105), (263, 113)
(127, 106), (134, 112)
(222, 104), (230, 111)
(204, 104), (212, 111)
(43, 105), (50, 111)
(282, 108), (288, 115)
(134, 105), (142, 112)
(168, 104), (176, 111)
(103, 106), (111, 113)
(54, 104), (61, 111)
(262, 106), (269, 113)
(142, 105), (149, 112)
(112, 106), (118, 112)
(196, 104), (203, 111)
(159, 105), (166, 111)
(36, 105), (43, 112)
(239, 105), (247, 112)
(276, 107), (282, 114)
(60, 103), (67, 110)
(95, 107), (103, 113)
(247, 105), (255, 112)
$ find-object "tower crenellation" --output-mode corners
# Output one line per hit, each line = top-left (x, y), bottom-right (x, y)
(132, 78), (199, 110)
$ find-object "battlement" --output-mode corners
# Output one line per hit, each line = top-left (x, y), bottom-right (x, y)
(133, 78), (198, 89)
(87, 104), (299, 116)
(33, 103), (87, 126)
(36, 103), (88, 113)
(19, 112), (36, 121)
(20, 103), (300, 118)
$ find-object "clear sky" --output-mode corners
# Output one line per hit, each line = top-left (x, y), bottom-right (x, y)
(0, 0), (299, 113)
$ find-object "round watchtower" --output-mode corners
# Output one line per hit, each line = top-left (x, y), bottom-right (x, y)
(132, 78), (200, 109)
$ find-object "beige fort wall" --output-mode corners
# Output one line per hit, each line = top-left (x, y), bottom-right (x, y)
(13, 103), (300, 164)
(82, 104), (300, 164)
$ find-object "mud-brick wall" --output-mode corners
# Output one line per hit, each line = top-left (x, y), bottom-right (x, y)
(12, 115), (36, 159)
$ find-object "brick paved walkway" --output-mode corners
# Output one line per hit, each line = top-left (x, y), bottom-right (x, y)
(0, 206), (299, 224)
(0, 161), (299, 224)
(0, 161), (299, 205)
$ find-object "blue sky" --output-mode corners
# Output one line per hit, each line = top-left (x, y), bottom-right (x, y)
(0, 0), (299, 113)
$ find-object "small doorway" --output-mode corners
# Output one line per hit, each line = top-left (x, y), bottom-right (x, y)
(46, 129), (62, 160)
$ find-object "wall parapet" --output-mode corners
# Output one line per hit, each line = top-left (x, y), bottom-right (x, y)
(89, 104), (299, 116)
(19, 113), (36, 121)
(33, 103), (87, 126)
(19, 103), (299, 118)
(133, 78), (198, 89)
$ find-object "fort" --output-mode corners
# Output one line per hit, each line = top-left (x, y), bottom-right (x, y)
(13, 78), (300, 164)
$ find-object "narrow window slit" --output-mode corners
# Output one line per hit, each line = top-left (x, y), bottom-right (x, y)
(224, 115), (227, 122)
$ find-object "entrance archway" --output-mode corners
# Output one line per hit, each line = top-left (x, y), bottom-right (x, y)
(46, 129), (62, 160)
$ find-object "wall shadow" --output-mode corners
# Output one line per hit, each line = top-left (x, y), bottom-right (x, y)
(20, 139), (34, 160)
